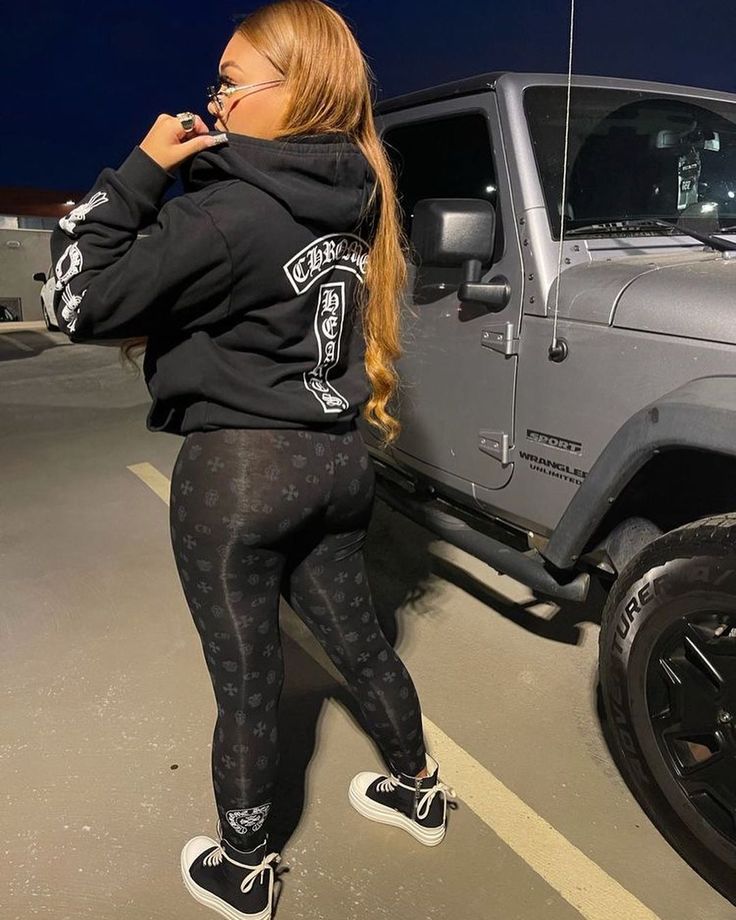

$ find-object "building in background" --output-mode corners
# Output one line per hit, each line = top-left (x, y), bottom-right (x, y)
(0, 187), (80, 321)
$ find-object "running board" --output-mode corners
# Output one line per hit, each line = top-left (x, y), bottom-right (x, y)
(374, 476), (590, 603)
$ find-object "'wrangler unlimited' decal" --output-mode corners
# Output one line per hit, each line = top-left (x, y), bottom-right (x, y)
(518, 450), (588, 485)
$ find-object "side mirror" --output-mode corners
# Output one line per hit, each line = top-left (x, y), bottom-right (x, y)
(409, 197), (510, 312)
(410, 198), (495, 276)
(33, 271), (47, 283)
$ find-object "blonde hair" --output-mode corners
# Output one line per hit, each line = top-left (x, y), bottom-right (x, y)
(122, 0), (408, 447)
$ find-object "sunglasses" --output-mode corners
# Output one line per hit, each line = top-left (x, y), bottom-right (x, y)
(206, 77), (285, 113)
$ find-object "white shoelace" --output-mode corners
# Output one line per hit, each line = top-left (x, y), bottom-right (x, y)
(203, 841), (281, 897)
(376, 774), (457, 820)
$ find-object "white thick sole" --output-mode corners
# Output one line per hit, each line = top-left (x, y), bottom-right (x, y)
(348, 772), (446, 846)
(180, 836), (272, 920)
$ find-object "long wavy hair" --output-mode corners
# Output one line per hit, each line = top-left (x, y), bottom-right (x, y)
(121, 0), (409, 447)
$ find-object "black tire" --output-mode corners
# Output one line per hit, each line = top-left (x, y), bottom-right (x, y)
(599, 512), (736, 904)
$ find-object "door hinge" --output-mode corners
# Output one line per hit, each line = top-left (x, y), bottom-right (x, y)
(481, 322), (519, 356)
(478, 430), (512, 464)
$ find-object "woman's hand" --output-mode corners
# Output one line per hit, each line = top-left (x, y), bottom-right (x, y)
(138, 113), (227, 174)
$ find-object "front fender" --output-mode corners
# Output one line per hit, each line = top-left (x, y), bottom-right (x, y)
(543, 376), (736, 569)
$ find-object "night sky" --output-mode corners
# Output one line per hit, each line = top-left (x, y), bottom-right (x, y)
(5, 0), (736, 192)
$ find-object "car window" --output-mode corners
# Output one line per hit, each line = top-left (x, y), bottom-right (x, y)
(382, 111), (497, 240)
(524, 85), (736, 238)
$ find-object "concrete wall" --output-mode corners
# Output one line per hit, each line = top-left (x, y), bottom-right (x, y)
(0, 228), (52, 321)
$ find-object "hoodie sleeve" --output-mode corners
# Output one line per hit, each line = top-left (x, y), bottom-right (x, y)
(49, 145), (232, 342)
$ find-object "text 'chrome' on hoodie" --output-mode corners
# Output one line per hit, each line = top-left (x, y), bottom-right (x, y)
(49, 129), (378, 436)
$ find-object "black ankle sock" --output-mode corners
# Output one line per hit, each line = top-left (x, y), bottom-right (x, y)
(223, 831), (267, 854)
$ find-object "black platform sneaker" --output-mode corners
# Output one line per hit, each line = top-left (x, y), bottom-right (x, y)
(180, 819), (281, 920)
(348, 753), (456, 846)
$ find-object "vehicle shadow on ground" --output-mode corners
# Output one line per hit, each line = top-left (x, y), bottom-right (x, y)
(366, 497), (610, 647)
(0, 330), (72, 362)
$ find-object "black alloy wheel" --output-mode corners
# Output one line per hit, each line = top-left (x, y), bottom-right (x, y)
(599, 513), (736, 906)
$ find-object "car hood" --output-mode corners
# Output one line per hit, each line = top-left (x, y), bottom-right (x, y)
(612, 252), (736, 344)
(552, 249), (736, 345)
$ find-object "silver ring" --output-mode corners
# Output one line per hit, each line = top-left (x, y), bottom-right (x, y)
(176, 111), (196, 132)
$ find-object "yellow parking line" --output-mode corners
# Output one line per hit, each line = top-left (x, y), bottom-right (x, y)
(0, 320), (47, 333)
(132, 461), (663, 920)
(422, 720), (662, 920)
(127, 462), (171, 503)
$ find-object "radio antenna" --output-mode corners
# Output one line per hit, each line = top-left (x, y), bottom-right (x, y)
(548, 0), (576, 362)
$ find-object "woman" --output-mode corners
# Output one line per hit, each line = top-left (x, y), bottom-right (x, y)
(50, 2), (455, 918)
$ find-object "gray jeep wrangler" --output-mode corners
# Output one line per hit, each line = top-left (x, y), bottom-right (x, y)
(361, 71), (736, 903)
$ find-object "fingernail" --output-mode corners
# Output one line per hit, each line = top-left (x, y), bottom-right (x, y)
(207, 133), (228, 145)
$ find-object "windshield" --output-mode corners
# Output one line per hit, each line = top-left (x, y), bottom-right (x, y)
(523, 85), (736, 240)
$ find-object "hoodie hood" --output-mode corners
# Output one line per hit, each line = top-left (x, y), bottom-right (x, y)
(178, 129), (377, 233)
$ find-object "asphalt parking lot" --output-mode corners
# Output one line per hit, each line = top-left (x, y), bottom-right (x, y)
(2, 326), (733, 919)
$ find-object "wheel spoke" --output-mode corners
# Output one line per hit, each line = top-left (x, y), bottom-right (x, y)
(658, 656), (680, 688)
(656, 653), (719, 735)
(684, 622), (725, 691)
(680, 748), (736, 812)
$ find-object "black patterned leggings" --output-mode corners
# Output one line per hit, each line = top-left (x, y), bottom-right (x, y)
(168, 424), (427, 850)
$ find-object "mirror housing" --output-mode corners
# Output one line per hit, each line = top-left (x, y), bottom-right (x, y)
(410, 198), (496, 274)
(410, 197), (510, 312)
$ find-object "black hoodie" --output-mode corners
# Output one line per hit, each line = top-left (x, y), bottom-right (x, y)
(49, 130), (378, 435)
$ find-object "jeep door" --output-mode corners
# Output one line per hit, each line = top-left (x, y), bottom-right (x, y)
(375, 95), (524, 492)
